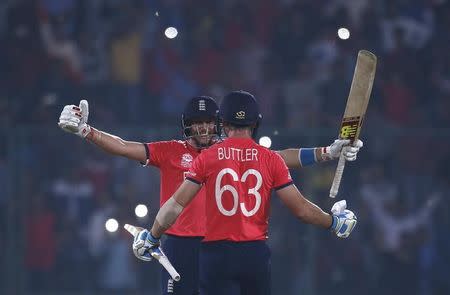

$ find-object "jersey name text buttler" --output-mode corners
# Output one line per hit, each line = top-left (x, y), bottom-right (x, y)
(217, 147), (258, 162)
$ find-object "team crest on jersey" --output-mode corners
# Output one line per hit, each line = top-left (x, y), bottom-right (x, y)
(181, 153), (193, 167)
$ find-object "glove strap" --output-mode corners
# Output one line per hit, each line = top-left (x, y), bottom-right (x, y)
(80, 125), (92, 138)
(84, 126), (97, 141)
(321, 146), (333, 161)
(147, 232), (160, 244)
(329, 215), (338, 231)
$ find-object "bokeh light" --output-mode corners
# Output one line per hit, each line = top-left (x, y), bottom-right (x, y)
(259, 136), (272, 148)
(105, 218), (119, 232)
(165, 27), (178, 39)
(135, 204), (148, 218)
(337, 27), (350, 40)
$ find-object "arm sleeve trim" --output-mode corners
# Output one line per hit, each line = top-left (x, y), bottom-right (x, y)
(274, 181), (294, 191)
(186, 177), (201, 185)
(140, 143), (150, 166)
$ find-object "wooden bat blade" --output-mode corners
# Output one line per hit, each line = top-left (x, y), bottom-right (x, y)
(330, 50), (377, 198)
(339, 50), (377, 143)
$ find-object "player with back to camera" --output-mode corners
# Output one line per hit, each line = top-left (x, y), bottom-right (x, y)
(132, 91), (358, 295)
(58, 95), (362, 295)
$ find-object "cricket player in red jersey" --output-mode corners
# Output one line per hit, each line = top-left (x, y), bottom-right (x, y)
(58, 95), (361, 294)
(133, 91), (358, 295)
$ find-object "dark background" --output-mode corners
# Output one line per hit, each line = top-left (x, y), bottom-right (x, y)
(1, 0), (449, 294)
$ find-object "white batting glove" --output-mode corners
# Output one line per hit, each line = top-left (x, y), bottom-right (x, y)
(323, 139), (363, 161)
(132, 228), (161, 262)
(58, 100), (91, 138)
(330, 200), (357, 238)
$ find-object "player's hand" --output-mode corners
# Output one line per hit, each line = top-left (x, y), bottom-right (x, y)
(132, 228), (161, 262)
(330, 200), (357, 238)
(58, 100), (91, 138)
(326, 139), (363, 161)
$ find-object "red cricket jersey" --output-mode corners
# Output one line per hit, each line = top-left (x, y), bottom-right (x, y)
(145, 140), (205, 237)
(186, 137), (293, 242)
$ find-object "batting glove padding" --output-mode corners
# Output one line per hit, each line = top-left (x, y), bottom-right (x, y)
(330, 200), (357, 238)
(132, 229), (161, 262)
(325, 139), (363, 161)
(58, 100), (91, 138)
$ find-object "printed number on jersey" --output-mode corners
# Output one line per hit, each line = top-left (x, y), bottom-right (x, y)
(215, 168), (262, 217)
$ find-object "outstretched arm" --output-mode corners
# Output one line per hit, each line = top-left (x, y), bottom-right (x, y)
(58, 100), (147, 162)
(86, 128), (147, 162)
(276, 147), (327, 169)
(276, 184), (357, 238)
(276, 139), (363, 169)
(277, 184), (333, 228)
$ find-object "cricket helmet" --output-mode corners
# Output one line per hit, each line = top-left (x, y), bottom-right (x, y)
(219, 90), (262, 131)
(181, 96), (220, 142)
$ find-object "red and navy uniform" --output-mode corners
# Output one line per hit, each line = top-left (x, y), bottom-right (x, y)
(144, 140), (205, 294)
(186, 137), (293, 295)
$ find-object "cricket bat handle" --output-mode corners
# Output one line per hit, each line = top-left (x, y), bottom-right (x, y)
(329, 153), (346, 198)
(155, 254), (181, 281)
(124, 224), (181, 281)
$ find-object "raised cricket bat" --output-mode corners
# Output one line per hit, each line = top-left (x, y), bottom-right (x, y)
(329, 50), (377, 198)
(124, 224), (181, 281)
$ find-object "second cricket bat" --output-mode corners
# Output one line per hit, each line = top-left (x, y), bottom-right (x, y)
(329, 50), (377, 198)
(124, 224), (181, 281)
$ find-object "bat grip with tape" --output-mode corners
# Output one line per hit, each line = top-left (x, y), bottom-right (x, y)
(329, 152), (346, 198)
(154, 254), (181, 281)
(124, 224), (181, 281)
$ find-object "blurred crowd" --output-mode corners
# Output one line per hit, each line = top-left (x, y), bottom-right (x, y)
(1, 0), (449, 294)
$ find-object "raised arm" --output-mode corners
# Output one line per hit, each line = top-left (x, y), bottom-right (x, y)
(58, 100), (147, 162)
(276, 184), (357, 238)
(276, 139), (363, 169)
(86, 128), (146, 162)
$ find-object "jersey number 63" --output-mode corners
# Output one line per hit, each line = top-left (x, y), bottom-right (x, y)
(215, 168), (262, 217)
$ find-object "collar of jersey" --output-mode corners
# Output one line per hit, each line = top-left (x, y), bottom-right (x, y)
(224, 137), (255, 143)
(185, 140), (202, 154)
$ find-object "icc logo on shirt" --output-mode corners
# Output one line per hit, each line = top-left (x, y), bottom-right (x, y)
(181, 153), (193, 168)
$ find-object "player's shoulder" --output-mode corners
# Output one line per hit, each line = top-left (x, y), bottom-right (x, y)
(171, 139), (189, 148)
(150, 139), (188, 149)
(254, 143), (280, 158)
(147, 140), (192, 157)
(254, 145), (287, 169)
